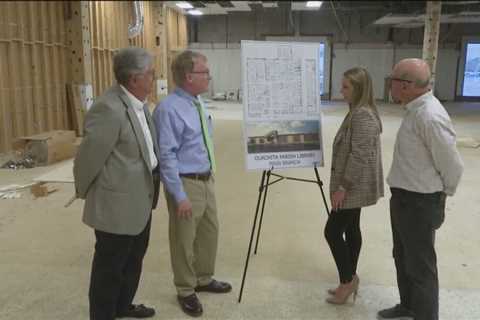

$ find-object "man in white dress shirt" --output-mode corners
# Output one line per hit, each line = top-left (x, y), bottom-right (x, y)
(377, 59), (463, 320)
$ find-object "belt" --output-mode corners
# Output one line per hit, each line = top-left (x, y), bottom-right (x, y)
(180, 172), (211, 181)
(390, 187), (442, 197)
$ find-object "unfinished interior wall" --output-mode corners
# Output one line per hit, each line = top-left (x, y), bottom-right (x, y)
(189, 43), (458, 101)
(192, 10), (480, 47)
(89, 1), (159, 99)
(0, 1), (69, 154)
(189, 9), (480, 102)
(86, 5), (188, 97)
(0, 1), (187, 155)
(88, 2), (187, 98)
(166, 7), (188, 92)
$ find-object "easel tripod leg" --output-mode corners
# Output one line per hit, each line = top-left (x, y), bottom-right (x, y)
(238, 170), (266, 303)
(314, 166), (330, 214)
(254, 169), (272, 254)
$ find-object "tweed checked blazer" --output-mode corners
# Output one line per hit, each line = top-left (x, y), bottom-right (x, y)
(74, 85), (160, 235)
(330, 105), (384, 209)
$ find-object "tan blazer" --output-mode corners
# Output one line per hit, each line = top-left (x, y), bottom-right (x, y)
(74, 85), (160, 235)
(330, 105), (384, 209)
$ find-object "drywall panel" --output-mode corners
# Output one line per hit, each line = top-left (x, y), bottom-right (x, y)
(195, 48), (242, 98)
(331, 46), (394, 100)
(393, 47), (458, 101)
(191, 43), (459, 103)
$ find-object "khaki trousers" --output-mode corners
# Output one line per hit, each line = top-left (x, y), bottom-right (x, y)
(165, 176), (219, 297)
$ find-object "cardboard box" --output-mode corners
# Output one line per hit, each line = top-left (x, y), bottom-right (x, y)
(30, 182), (58, 198)
(13, 130), (77, 166)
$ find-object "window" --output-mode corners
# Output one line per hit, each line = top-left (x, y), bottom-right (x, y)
(462, 43), (480, 97)
(457, 37), (480, 100)
(319, 43), (325, 95)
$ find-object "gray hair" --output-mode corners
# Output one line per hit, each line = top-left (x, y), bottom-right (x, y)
(113, 47), (153, 85)
(414, 76), (431, 88)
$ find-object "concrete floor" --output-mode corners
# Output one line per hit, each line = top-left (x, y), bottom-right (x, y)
(1, 100), (480, 319)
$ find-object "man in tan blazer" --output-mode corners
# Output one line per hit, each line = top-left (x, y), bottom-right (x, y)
(74, 47), (160, 320)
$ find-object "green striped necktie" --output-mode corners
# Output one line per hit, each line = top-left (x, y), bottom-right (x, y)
(193, 100), (216, 172)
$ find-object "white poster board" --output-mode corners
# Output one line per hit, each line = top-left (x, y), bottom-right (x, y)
(241, 40), (324, 171)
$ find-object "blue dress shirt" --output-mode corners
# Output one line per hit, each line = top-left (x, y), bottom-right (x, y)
(153, 87), (213, 202)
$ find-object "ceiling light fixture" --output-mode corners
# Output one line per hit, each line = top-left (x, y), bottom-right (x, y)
(176, 2), (193, 9)
(306, 1), (323, 8)
(188, 9), (204, 15)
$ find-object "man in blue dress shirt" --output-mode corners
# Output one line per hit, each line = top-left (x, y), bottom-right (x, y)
(153, 50), (231, 317)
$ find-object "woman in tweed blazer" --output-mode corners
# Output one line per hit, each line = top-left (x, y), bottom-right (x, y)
(324, 67), (384, 304)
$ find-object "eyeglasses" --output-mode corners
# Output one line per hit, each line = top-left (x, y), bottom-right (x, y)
(190, 70), (211, 80)
(387, 75), (413, 83)
(190, 71), (210, 76)
(135, 69), (156, 79)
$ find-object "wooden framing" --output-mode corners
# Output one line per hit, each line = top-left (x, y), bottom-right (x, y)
(165, 7), (188, 92)
(88, 1), (169, 101)
(423, 1), (442, 90)
(66, 84), (85, 136)
(0, 45), (11, 153)
(154, 3), (169, 83)
(64, 1), (92, 136)
(67, 1), (93, 85)
(0, 1), (186, 154)
(0, 1), (69, 154)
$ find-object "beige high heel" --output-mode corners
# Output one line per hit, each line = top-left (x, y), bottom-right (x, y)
(325, 276), (359, 305)
(327, 275), (359, 296)
(327, 286), (339, 295)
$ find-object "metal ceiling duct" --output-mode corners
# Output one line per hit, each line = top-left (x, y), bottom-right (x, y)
(128, 1), (144, 39)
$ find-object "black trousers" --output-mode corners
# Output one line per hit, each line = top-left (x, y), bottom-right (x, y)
(390, 188), (446, 320)
(324, 207), (362, 283)
(89, 217), (152, 320)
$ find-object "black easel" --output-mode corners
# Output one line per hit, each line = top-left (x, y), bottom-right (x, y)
(238, 165), (330, 303)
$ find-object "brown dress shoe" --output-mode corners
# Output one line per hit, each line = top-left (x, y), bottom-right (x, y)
(195, 279), (232, 293)
(177, 293), (203, 317)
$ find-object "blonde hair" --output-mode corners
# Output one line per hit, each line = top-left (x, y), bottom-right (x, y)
(343, 67), (382, 132)
(171, 50), (206, 86)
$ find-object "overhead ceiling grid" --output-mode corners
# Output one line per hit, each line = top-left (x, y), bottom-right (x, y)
(166, 1), (480, 28)
(166, 1), (325, 15)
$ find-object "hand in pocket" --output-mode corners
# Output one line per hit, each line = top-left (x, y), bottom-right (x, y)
(433, 192), (446, 229)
